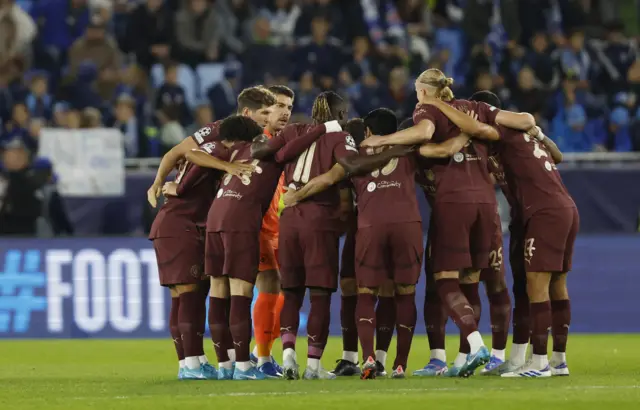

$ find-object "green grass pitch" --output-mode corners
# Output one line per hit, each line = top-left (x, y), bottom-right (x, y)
(1, 335), (639, 409)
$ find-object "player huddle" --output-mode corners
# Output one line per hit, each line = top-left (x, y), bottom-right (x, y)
(147, 67), (578, 381)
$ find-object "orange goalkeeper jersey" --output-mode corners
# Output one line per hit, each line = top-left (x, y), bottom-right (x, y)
(261, 129), (286, 237)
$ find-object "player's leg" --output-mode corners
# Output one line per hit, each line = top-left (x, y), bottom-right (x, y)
(455, 270), (482, 371)
(333, 277), (361, 376)
(507, 224), (530, 371)
(195, 279), (210, 363)
(356, 286), (378, 379)
(550, 273), (571, 376)
(375, 280), (395, 376)
(392, 284), (417, 379)
(176, 283), (208, 379)
(168, 286), (185, 378)
(481, 276), (511, 374)
(208, 276), (233, 379)
(301, 229), (340, 380)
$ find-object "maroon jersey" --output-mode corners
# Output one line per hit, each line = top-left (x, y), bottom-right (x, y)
(191, 120), (222, 148)
(495, 126), (575, 220)
(149, 161), (222, 238)
(413, 100), (496, 204)
(351, 148), (421, 227)
(207, 141), (283, 232)
(415, 158), (436, 208)
(272, 123), (358, 231)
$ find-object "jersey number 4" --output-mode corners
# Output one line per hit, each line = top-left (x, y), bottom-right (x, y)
(223, 150), (261, 186)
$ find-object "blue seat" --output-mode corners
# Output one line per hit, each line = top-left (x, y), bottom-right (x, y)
(150, 64), (197, 108)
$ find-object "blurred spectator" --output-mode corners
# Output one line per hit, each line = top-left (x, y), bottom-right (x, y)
(24, 71), (53, 121)
(126, 0), (174, 69)
(157, 104), (185, 154)
(154, 62), (190, 125)
(67, 17), (121, 77)
(295, 0), (345, 41)
(525, 32), (557, 89)
(186, 103), (214, 136)
(511, 66), (547, 123)
(3, 102), (37, 152)
(553, 102), (591, 153)
(554, 29), (591, 88)
(66, 109), (82, 129)
(342, 36), (381, 82)
(358, 0), (407, 56)
(242, 15), (286, 87)
(119, 64), (151, 118)
(208, 66), (241, 119)
(0, 139), (42, 236)
(293, 71), (318, 115)
(295, 15), (343, 89)
(384, 65), (414, 119)
(352, 72), (386, 116)
(52, 102), (70, 128)
(175, 0), (222, 66)
(113, 94), (141, 158)
(397, 0), (432, 38)
(0, 0), (36, 67)
(81, 107), (102, 128)
(591, 21), (637, 96)
(608, 93), (634, 152)
(262, 0), (301, 47)
(215, 0), (255, 56)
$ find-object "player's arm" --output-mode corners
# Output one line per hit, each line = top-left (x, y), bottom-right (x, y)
(338, 145), (416, 176)
(426, 99), (499, 141)
(418, 133), (470, 158)
(184, 149), (255, 177)
(274, 121), (342, 163)
(361, 119), (435, 147)
(494, 110), (536, 131)
(528, 126), (563, 163)
(251, 132), (287, 159)
(147, 137), (198, 207)
(282, 163), (347, 207)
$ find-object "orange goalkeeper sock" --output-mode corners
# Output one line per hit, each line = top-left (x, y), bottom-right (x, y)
(268, 293), (286, 351)
(253, 292), (279, 358)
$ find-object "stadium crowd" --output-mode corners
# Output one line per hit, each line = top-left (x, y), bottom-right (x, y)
(1, 0), (640, 161)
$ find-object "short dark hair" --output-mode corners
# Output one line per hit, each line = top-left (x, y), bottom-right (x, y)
(237, 86), (277, 112)
(398, 118), (413, 131)
(219, 115), (264, 142)
(345, 118), (365, 146)
(363, 108), (397, 136)
(268, 85), (295, 100)
(469, 91), (502, 109)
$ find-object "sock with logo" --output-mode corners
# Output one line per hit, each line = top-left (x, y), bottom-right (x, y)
(437, 279), (478, 338)
(280, 288), (305, 351)
(269, 293), (285, 351)
(340, 295), (359, 361)
(530, 301), (552, 356)
(169, 296), (185, 361)
(208, 296), (231, 364)
(178, 291), (203, 369)
(424, 289), (447, 352)
(375, 296), (396, 356)
(551, 299), (571, 356)
(229, 295), (253, 363)
(194, 282), (209, 357)
(307, 293), (331, 360)
(253, 292), (278, 359)
(355, 293), (377, 361)
(393, 293), (417, 370)
(488, 288), (511, 353)
(458, 283), (481, 354)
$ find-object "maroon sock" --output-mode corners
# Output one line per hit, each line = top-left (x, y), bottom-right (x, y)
(208, 296), (230, 362)
(424, 290), (447, 350)
(178, 291), (203, 358)
(281, 288), (305, 351)
(393, 293), (417, 369)
(355, 293), (377, 361)
(194, 284), (209, 356)
(488, 289), (511, 350)
(375, 296), (396, 353)
(436, 279), (477, 338)
(530, 301), (552, 355)
(170, 297), (184, 360)
(551, 299), (571, 353)
(340, 295), (359, 354)
(512, 280), (530, 344)
(229, 295), (252, 362)
(458, 282), (481, 353)
(307, 293), (331, 360)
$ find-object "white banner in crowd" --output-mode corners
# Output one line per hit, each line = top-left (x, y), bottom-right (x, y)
(39, 128), (125, 197)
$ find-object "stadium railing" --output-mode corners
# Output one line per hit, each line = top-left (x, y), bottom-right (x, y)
(124, 152), (640, 171)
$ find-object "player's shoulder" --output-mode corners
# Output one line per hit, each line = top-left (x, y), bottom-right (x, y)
(192, 121), (221, 144)
(413, 103), (440, 120)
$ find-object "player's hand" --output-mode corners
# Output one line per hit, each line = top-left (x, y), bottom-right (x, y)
(162, 182), (178, 197)
(465, 110), (479, 121)
(282, 186), (299, 208)
(361, 135), (387, 148)
(147, 183), (162, 208)
(391, 144), (417, 156)
(225, 161), (256, 178)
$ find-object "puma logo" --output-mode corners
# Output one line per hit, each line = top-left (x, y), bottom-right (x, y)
(308, 335), (317, 342)
(464, 305), (473, 311)
(563, 324), (570, 329)
(213, 342), (220, 348)
(398, 324), (414, 332)
(197, 332), (204, 337)
(341, 327), (349, 332)
(280, 326), (292, 333)
(359, 318), (374, 324)
(234, 341), (242, 347)
(173, 338), (180, 345)
(378, 326), (392, 332)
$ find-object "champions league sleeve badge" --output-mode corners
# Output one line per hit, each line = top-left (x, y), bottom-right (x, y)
(453, 152), (465, 163)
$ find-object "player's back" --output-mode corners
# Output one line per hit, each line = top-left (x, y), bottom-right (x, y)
(281, 123), (357, 231)
(351, 148), (421, 227)
(208, 141), (283, 232)
(413, 101), (494, 204)
(496, 125), (575, 219)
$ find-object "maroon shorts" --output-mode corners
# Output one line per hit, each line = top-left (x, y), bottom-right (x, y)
(355, 222), (423, 288)
(523, 207), (580, 273)
(279, 224), (340, 290)
(430, 202), (497, 273)
(480, 212), (505, 282)
(153, 233), (205, 287)
(205, 231), (260, 284)
(340, 231), (356, 279)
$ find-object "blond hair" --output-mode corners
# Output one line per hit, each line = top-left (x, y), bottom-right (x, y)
(416, 68), (455, 102)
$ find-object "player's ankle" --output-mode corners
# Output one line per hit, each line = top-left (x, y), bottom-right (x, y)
(491, 349), (506, 361)
(430, 349), (446, 362)
(551, 351), (566, 364)
(467, 331), (484, 354)
(342, 351), (358, 363)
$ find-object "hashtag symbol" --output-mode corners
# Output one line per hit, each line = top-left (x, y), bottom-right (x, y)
(0, 250), (47, 333)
